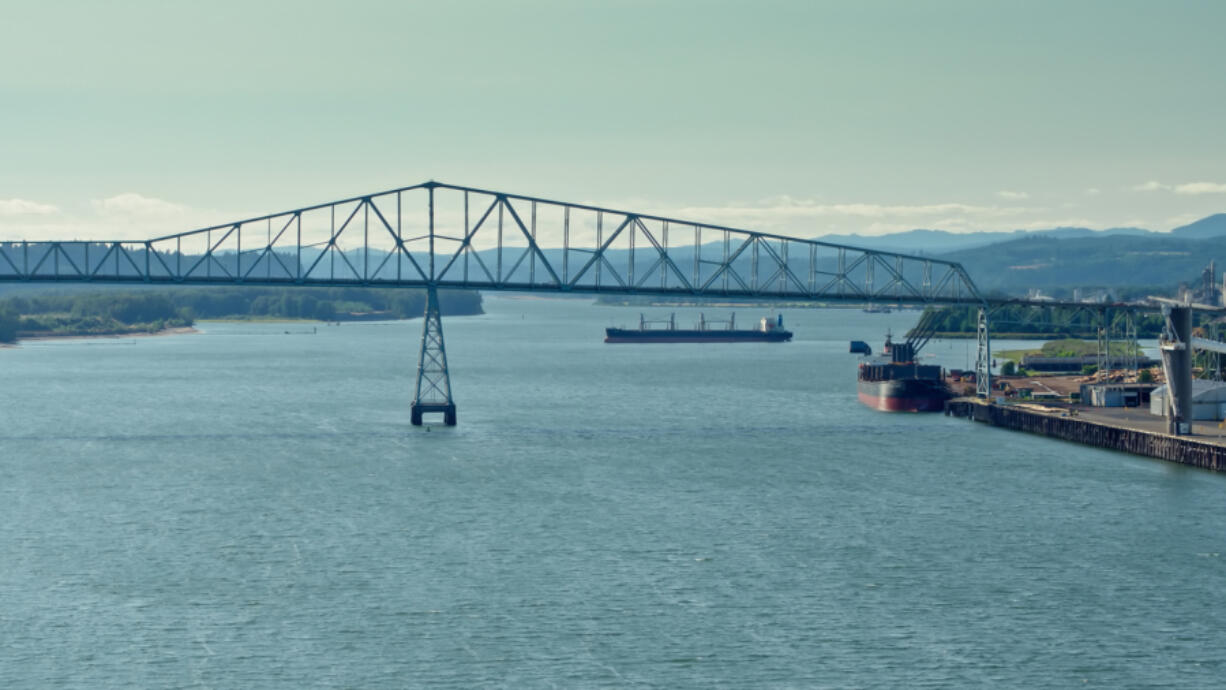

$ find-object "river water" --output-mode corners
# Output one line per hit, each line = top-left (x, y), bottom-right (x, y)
(2, 295), (1223, 688)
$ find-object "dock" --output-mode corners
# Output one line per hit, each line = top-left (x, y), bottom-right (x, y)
(945, 398), (1226, 472)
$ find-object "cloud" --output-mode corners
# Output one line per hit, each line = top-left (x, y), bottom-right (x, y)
(996, 190), (1029, 200)
(670, 199), (1028, 223)
(1128, 180), (1226, 195)
(642, 192), (1184, 238)
(1084, 188), (1101, 196)
(0, 198), (60, 217)
(92, 193), (189, 218)
(602, 196), (1051, 238)
(0, 193), (220, 242)
(1174, 181), (1226, 195)
(0, 187), (1195, 246)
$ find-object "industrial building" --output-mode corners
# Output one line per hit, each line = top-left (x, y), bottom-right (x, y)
(1149, 380), (1226, 421)
(1080, 383), (1157, 408)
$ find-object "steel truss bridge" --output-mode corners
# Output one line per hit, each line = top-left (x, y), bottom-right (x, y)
(0, 180), (1204, 425)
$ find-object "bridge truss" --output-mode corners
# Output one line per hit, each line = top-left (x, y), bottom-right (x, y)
(0, 181), (991, 425)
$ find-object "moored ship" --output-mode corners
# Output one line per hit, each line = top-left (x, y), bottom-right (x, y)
(855, 329), (951, 412)
(605, 313), (792, 343)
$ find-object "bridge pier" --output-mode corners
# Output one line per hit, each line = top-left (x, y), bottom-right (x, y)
(975, 306), (992, 398)
(410, 285), (457, 426)
(1160, 304), (1193, 435)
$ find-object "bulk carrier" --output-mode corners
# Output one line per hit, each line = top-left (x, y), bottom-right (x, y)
(605, 313), (792, 343)
(854, 310), (951, 412)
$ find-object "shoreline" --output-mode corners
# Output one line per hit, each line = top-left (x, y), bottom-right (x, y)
(1, 309), (488, 348)
(4, 326), (200, 347)
(946, 398), (1226, 473)
(198, 317), (322, 324)
(930, 332), (1158, 340)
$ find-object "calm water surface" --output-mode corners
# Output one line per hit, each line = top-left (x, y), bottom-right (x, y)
(2, 296), (1224, 688)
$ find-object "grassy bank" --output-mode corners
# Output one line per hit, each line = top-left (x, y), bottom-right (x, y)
(995, 339), (1145, 367)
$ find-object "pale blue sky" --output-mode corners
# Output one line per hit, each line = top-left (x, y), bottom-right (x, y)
(2, 0), (1224, 241)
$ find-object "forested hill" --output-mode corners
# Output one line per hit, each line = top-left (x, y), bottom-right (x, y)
(0, 287), (482, 344)
(942, 233), (1226, 296)
(812, 212), (1226, 297)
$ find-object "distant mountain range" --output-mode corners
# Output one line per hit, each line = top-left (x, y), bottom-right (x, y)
(815, 213), (1226, 255)
(1168, 213), (1226, 239)
(941, 233), (1225, 296)
(808, 213), (1226, 297)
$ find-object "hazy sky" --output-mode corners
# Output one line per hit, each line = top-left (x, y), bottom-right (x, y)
(2, 0), (1224, 241)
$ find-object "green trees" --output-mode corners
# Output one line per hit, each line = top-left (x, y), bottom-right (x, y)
(921, 305), (1164, 338)
(150, 286), (480, 320)
(0, 287), (483, 341)
(312, 300), (336, 321)
(0, 306), (18, 343)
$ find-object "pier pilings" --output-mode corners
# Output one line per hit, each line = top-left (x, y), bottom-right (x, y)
(945, 399), (1226, 472)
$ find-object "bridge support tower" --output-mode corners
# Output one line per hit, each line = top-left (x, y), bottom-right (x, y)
(1160, 304), (1193, 435)
(975, 306), (992, 398)
(1096, 307), (1113, 377)
(410, 285), (457, 426)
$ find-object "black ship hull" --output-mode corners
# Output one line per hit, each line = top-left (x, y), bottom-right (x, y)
(605, 328), (792, 343)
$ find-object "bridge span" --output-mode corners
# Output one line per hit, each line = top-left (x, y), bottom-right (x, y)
(0, 181), (1200, 426)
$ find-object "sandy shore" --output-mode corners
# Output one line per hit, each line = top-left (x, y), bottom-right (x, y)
(7, 326), (200, 345)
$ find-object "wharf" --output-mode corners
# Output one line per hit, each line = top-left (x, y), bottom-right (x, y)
(945, 398), (1226, 472)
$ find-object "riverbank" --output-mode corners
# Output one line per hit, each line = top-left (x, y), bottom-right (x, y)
(0, 286), (484, 346)
(931, 332), (1105, 340)
(597, 299), (925, 310)
(3, 326), (199, 347)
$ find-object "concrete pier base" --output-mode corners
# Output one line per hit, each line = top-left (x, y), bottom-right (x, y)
(411, 402), (457, 427)
(946, 398), (1226, 472)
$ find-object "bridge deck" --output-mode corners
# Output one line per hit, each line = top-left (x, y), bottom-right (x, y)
(0, 181), (988, 306)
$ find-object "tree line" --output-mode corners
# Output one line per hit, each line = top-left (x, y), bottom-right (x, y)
(0, 287), (483, 343)
(921, 305), (1166, 338)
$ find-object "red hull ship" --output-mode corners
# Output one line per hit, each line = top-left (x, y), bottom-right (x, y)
(857, 376), (952, 412)
(855, 332), (951, 413)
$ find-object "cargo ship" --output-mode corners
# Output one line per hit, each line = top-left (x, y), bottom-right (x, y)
(855, 332), (951, 412)
(605, 313), (792, 343)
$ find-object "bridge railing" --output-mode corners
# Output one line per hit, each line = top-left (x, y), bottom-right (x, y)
(0, 181), (984, 304)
